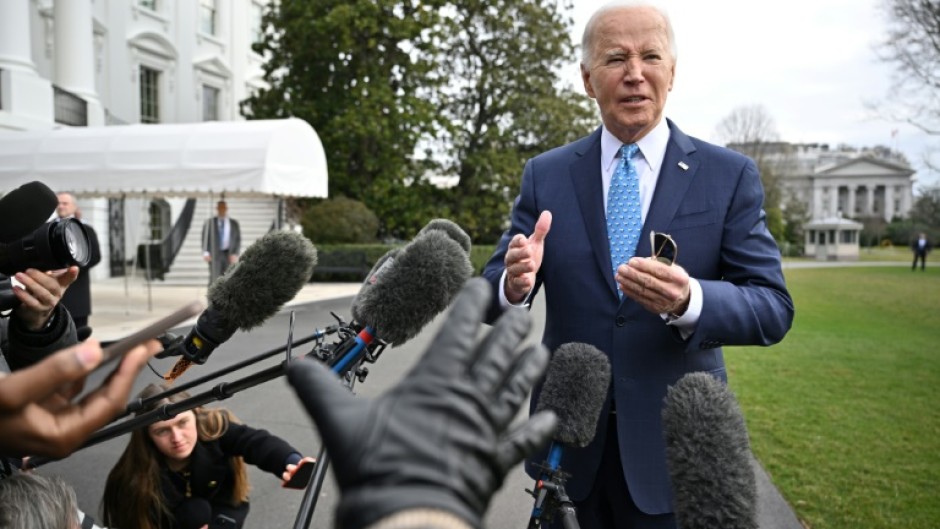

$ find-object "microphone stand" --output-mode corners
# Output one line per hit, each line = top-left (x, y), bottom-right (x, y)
(25, 315), (385, 470)
(526, 463), (580, 529)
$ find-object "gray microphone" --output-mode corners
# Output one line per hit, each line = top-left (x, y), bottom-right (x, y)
(528, 343), (611, 527)
(662, 372), (758, 529)
(160, 230), (318, 366)
(349, 218), (473, 347)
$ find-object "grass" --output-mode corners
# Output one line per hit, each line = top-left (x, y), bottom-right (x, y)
(725, 265), (940, 528)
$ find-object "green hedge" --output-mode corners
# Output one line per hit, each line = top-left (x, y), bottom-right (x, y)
(311, 243), (497, 282)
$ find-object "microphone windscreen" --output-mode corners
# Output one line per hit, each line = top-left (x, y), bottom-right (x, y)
(0, 181), (59, 243)
(208, 230), (318, 330)
(662, 372), (758, 529)
(534, 343), (611, 447)
(351, 220), (473, 346)
(418, 218), (471, 253)
(175, 497), (212, 529)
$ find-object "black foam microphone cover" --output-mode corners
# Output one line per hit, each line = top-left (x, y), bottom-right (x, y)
(534, 342), (611, 447)
(350, 219), (473, 346)
(662, 372), (758, 529)
(0, 181), (59, 243)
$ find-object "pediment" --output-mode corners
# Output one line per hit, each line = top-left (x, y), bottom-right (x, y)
(193, 56), (232, 78)
(128, 31), (178, 60)
(816, 156), (913, 178)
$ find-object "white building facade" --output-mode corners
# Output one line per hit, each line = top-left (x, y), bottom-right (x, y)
(0, 0), (286, 285)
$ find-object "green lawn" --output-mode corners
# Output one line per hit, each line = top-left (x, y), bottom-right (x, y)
(725, 266), (940, 528)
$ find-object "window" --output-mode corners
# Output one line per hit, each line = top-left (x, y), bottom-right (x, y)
(250, 2), (264, 46)
(139, 0), (157, 10)
(200, 0), (217, 35)
(139, 66), (160, 124)
(202, 85), (220, 121)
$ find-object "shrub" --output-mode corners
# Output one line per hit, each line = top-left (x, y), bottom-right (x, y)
(302, 197), (379, 244)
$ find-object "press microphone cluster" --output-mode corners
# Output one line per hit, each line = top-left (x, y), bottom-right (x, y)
(323, 219), (474, 375)
(528, 343), (611, 529)
(662, 372), (758, 529)
(159, 230), (318, 380)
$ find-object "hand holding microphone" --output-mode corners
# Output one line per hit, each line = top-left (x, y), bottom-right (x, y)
(287, 278), (556, 529)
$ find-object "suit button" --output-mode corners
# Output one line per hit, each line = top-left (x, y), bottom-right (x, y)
(616, 316), (626, 327)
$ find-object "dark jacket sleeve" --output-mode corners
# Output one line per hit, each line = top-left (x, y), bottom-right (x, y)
(219, 423), (300, 478)
(1, 303), (78, 371)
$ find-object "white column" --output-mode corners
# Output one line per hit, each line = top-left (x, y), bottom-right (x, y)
(866, 185), (875, 216)
(0, 0), (54, 129)
(829, 185), (839, 218)
(847, 187), (857, 217)
(884, 184), (895, 221)
(54, 0), (103, 126)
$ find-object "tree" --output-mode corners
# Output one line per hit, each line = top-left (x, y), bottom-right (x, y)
(424, 0), (596, 242)
(876, 0), (940, 172)
(715, 105), (789, 242)
(242, 0), (444, 204)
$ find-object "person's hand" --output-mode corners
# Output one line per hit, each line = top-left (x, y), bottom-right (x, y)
(287, 278), (557, 529)
(203, 254), (211, 263)
(281, 456), (317, 488)
(504, 210), (552, 303)
(616, 257), (691, 316)
(0, 338), (161, 458)
(11, 267), (79, 331)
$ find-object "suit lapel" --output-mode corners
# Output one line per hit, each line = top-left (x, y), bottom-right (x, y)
(641, 120), (698, 256)
(570, 129), (621, 299)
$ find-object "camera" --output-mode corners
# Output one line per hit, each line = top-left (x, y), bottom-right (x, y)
(0, 219), (92, 312)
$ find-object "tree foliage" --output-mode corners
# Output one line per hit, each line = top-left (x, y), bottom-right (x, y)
(242, 0), (595, 243)
(877, 0), (940, 171)
(301, 196), (380, 244)
(242, 0), (444, 204)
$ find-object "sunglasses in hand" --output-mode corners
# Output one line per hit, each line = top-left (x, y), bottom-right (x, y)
(651, 232), (677, 266)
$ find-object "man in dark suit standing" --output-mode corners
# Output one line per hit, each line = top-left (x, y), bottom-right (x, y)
(202, 200), (241, 285)
(911, 232), (931, 271)
(55, 192), (101, 330)
(482, 2), (794, 528)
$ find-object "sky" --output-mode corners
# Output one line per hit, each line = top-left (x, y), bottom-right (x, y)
(563, 0), (939, 189)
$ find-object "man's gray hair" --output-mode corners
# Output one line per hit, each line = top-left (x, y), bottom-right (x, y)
(580, 0), (677, 65)
(0, 473), (79, 529)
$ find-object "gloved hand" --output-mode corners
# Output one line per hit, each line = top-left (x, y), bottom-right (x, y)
(287, 277), (557, 529)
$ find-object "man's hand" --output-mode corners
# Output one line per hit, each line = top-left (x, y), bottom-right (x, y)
(12, 267), (79, 331)
(616, 257), (691, 316)
(0, 338), (160, 458)
(504, 210), (552, 304)
(287, 278), (557, 529)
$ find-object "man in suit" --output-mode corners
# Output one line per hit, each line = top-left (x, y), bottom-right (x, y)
(482, 2), (794, 528)
(202, 200), (241, 285)
(55, 192), (101, 330)
(911, 232), (930, 271)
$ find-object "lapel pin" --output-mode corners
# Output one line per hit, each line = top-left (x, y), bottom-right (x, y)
(677, 161), (689, 171)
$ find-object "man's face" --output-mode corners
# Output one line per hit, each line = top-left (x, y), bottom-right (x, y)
(56, 193), (77, 218)
(147, 410), (198, 465)
(217, 202), (228, 217)
(580, 6), (676, 144)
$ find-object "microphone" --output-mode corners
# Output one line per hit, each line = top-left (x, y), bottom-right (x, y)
(326, 218), (473, 374)
(528, 343), (610, 527)
(161, 230), (318, 380)
(662, 372), (758, 529)
(0, 181), (58, 244)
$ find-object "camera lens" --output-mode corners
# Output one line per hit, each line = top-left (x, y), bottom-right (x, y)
(61, 220), (89, 265)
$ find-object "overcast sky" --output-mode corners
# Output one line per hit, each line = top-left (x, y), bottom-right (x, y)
(563, 0), (939, 189)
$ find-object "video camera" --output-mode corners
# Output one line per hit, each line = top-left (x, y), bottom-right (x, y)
(0, 181), (92, 312)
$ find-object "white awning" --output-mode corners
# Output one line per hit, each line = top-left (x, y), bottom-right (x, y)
(0, 118), (328, 198)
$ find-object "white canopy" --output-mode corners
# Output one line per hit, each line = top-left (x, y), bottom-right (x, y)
(0, 118), (328, 198)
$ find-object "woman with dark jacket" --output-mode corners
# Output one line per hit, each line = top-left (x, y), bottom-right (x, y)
(101, 383), (313, 529)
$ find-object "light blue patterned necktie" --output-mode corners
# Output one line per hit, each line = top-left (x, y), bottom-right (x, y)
(607, 143), (642, 295)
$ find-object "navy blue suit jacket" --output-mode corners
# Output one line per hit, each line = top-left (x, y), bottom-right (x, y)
(482, 120), (793, 515)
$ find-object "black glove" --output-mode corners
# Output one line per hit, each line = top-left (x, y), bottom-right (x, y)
(287, 277), (557, 529)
